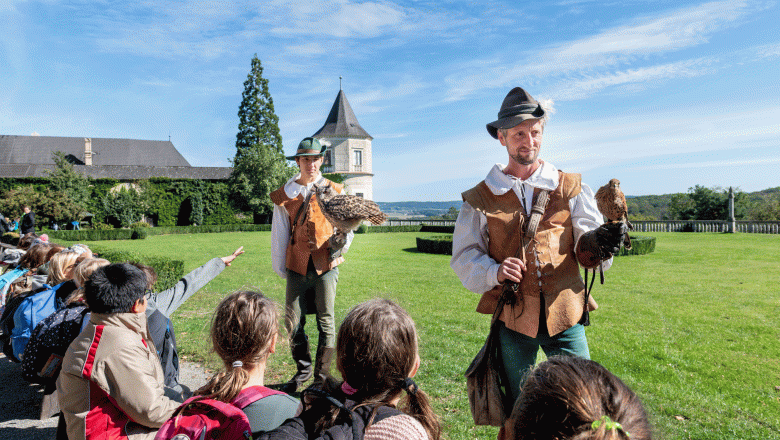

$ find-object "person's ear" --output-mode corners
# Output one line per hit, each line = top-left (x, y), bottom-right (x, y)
(130, 296), (146, 313)
(409, 355), (420, 378)
(269, 333), (278, 354)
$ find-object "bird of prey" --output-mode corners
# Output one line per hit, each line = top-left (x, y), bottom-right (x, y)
(314, 183), (387, 235)
(595, 178), (633, 250)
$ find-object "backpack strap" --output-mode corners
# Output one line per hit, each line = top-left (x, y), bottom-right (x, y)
(231, 385), (285, 409)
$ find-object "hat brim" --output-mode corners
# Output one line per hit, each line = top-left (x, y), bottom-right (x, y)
(286, 152), (325, 160)
(486, 108), (546, 139)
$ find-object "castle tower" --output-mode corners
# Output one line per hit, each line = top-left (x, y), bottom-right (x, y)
(312, 89), (375, 200)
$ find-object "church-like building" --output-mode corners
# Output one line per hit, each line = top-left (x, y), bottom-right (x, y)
(312, 89), (375, 200)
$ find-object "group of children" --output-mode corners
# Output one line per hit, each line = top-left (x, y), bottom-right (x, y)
(1, 233), (652, 440)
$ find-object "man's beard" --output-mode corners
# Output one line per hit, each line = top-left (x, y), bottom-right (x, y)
(511, 152), (538, 165)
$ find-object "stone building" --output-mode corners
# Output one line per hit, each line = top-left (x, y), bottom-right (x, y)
(312, 89), (375, 200)
(0, 134), (230, 180)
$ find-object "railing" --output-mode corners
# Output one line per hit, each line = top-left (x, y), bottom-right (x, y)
(379, 219), (780, 233)
(383, 218), (455, 226)
(623, 221), (780, 234)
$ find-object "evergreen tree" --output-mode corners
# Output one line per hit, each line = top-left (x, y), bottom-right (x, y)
(229, 54), (294, 221)
(47, 151), (92, 220)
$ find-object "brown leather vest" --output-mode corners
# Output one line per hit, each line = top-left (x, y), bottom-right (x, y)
(270, 179), (345, 276)
(461, 171), (586, 336)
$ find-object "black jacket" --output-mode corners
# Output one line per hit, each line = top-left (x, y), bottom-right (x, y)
(21, 211), (35, 234)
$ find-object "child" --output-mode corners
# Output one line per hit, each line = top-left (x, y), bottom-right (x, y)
(263, 298), (441, 440)
(58, 263), (182, 440)
(194, 291), (299, 435)
(501, 356), (652, 440)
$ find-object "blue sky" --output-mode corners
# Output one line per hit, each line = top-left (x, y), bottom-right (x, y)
(1, 0), (779, 202)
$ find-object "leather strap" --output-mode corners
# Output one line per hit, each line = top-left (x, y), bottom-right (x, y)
(290, 189), (315, 245)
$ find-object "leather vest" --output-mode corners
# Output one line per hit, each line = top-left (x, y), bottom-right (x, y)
(461, 171), (586, 337)
(270, 179), (345, 276)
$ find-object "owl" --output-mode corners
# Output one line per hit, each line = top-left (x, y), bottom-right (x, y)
(314, 183), (387, 234)
(595, 178), (633, 250)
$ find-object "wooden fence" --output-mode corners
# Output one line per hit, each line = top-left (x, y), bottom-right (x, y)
(383, 219), (780, 234)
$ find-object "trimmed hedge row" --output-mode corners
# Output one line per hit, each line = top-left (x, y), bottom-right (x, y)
(90, 246), (185, 292)
(356, 225), (423, 233)
(615, 235), (656, 256)
(420, 225), (455, 233)
(416, 235), (454, 255)
(144, 224), (272, 236)
(48, 229), (148, 242)
(416, 234), (656, 257)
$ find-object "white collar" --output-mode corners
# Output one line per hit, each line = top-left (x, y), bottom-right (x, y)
(484, 161), (559, 195)
(284, 173), (326, 199)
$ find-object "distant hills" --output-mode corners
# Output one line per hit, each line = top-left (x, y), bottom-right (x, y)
(377, 187), (780, 220)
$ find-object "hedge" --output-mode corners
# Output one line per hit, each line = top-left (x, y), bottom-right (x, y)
(416, 234), (656, 257)
(47, 228), (148, 241)
(144, 224), (272, 236)
(356, 225), (423, 233)
(420, 225), (455, 233)
(615, 235), (656, 256)
(416, 235), (454, 255)
(90, 246), (185, 292)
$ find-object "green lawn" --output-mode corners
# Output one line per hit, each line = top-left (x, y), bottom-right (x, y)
(63, 231), (780, 439)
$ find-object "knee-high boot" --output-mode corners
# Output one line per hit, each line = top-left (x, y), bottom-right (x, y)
(282, 337), (313, 393)
(313, 346), (335, 385)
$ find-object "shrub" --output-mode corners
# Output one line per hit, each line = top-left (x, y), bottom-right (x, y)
(90, 246), (184, 292)
(144, 224), (271, 236)
(47, 229), (144, 241)
(416, 235), (453, 255)
(131, 228), (148, 240)
(91, 222), (114, 230)
(615, 235), (656, 256)
(420, 225), (455, 233)
(130, 221), (151, 228)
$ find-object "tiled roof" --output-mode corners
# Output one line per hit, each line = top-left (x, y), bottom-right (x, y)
(0, 163), (231, 180)
(0, 135), (191, 167)
(312, 90), (372, 139)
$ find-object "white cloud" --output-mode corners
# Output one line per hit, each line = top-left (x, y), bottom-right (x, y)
(444, 0), (763, 101)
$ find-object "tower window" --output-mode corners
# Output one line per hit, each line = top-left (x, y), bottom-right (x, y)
(353, 149), (363, 166)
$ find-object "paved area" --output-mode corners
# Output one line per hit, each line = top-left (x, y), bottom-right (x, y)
(0, 353), (210, 440)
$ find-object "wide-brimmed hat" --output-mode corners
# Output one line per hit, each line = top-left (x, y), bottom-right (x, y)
(286, 137), (327, 160)
(486, 87), (546, 139)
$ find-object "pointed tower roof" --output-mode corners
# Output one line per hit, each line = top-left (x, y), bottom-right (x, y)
(312, 90), (372, 140)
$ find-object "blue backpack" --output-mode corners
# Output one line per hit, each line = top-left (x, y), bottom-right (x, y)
(10, 283), (63, 361)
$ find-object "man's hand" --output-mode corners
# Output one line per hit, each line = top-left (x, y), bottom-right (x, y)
(593, 222), (628, 257)
(497, 257), (526, 283)
(221, 246), (245, 267)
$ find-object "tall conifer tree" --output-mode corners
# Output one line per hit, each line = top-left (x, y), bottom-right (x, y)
(229, 54), (294, 221)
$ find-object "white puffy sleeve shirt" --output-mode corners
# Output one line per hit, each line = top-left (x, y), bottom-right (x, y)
(271, 174), (354, 279)
(450, 162), (611, 294)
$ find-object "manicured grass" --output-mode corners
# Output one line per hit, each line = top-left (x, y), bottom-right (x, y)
(63, 231), (780, 439)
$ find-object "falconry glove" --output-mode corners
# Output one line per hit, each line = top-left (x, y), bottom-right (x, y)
(328, 229), (348, 260)
(577, 222), (628, 268)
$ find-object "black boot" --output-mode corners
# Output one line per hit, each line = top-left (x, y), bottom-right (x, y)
(281, 337), (312, 393)
(313, 346), (335, 385)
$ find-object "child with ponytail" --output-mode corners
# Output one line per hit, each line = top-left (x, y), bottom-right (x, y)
(195, 291), (299, 435)
(501, 356), (652, 440)
(262, 298), (441, 440)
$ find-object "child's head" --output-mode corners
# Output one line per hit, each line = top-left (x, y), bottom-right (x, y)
(69, 258), (110, 305)
(337, 298), (419, 399)
(84, 263), (148, 314)
(197, 291), (279, 402)
(128, 262), (157, 290)
(17, 242), (52, 270)
(507, 356), (651, 440)
(46, 249), (80, 286)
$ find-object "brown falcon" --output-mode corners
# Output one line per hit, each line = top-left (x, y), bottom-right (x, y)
(314, 183), (387, 235)
(595, 178), (633, 250)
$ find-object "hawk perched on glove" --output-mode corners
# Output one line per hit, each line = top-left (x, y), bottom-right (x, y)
(314, 183), (387, 233)
(595, 178), (633, 250)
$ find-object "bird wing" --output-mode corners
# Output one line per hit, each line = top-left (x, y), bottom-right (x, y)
(322, 195), (387, 225)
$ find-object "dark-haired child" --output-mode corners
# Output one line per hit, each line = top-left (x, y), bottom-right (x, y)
(58, 263), (181, 440)
(194, 290), (299, 435)
(262, 298), (441, 440)
(500, 356), (652, 440)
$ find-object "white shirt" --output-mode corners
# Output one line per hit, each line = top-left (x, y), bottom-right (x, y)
(271, 173), (354, 279)
(450, 161), (611, 294)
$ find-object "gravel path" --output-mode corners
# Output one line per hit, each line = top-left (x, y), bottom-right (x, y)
(0, 352), (211, 440)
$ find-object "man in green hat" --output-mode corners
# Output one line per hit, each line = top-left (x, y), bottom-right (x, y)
(450, 87), (627, 412)
(270, 137), (353, 392)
